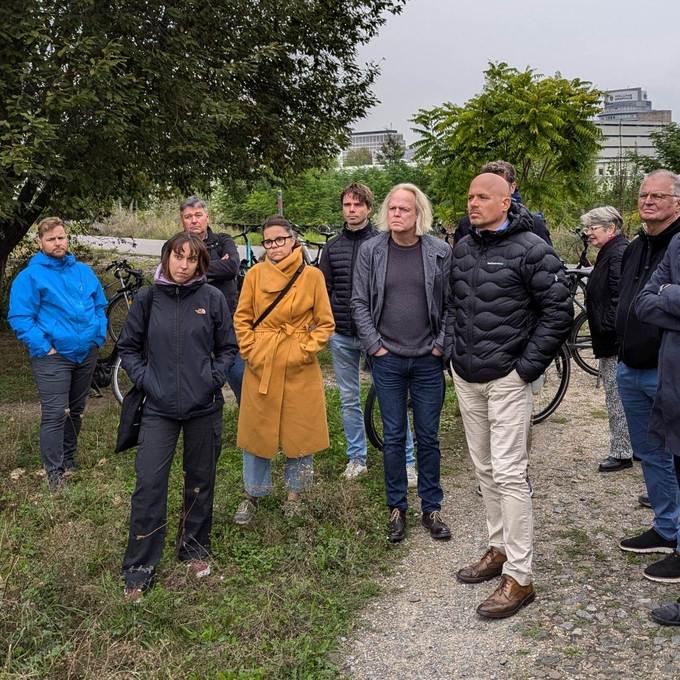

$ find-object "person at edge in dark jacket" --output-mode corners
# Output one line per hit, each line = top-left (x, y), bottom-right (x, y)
(8, 217), (107, 493)
(319, 182), (416, 484)
(446, 173), (572, 620)
(180, 195), (244, 403)
(117, 232), (238, 601)
(580, 206), (633, 473)
(453, 160), (552, 246)
(617, 169), (680, 585)
(635, 182), (680, 627)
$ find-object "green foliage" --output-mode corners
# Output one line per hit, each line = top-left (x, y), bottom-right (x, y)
(412, 62), (603, 223)
(375, 134), (406, 166)
(0, 0), (406, 268)
(640, 122), (680, 173)
(344, 147), (374, 167)
(213, 165), (435, 226)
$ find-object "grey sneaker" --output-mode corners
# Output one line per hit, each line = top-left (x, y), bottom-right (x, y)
(233, 499), (257, 526)
(342, 461), (368, 480)
(406, 464), (418, 489)
(47, 472), (66, 493)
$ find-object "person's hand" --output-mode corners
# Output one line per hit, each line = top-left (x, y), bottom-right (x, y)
(47, 347), (57, 356)
(373, 347), (388, 357)
(431, 347), (443, 357)
(221, 253), (230, 260)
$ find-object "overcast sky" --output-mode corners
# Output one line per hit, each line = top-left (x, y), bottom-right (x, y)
(357, 0), (680, 143)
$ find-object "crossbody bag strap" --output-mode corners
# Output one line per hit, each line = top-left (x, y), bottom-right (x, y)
(252, 263), (305, 329)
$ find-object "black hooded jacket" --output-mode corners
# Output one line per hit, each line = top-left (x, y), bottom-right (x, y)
(204, 227), (239, 314)
(118, 281), (238, 420)
(446, 203), (572, 383)
(615, 215), (680, 369)
(319, 221), (378, 336)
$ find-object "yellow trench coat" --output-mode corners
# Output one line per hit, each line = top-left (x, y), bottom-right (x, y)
(234, 247), (335, 458)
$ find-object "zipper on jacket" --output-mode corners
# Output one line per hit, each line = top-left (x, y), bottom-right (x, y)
(467, 243), (485, 376)
(621, 236), (654, 362)
(176, 287), (182, 419)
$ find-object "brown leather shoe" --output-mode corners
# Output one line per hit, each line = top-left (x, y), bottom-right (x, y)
(456, 547), (507, 584)
(476, 575), (535, 619)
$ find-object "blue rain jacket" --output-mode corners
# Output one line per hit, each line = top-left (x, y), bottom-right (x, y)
(8, 251), (107, 362)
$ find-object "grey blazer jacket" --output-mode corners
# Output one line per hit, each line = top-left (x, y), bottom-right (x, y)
(350, 231), (451, 355)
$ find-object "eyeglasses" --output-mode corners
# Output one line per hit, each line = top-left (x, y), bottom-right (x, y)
(583, 225), (607, 233)
(262, 235), (293, 249)
(638, 192), (679, 202)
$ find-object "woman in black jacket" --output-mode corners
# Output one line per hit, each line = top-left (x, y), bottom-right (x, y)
(117, 233), (238, 600)
(581, 206), (633, 473)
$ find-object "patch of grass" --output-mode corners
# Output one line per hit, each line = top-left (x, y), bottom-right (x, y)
(590, 408), (608, 420)
(0, 378), (402, 678)
(549, 415), (568, 425)
(0, 333), (36, 404)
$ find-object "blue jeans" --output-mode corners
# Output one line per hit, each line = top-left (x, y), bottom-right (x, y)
(30, 347), (98, 476)
(242, 451), (313, 497)
(330, 333), (414, 466)
(226, 353), (245, 405)
(371, 352), (444, 512)
(617, 362), (680, 546)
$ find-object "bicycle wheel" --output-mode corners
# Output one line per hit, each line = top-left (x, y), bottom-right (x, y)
(107, 293), (133, 343)
(570, 311), (599, 377)
(532, 344), (571, 425)
(112, 356), (134, 404)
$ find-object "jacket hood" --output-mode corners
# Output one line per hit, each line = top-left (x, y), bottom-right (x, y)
(29, 251), (76, 269)
(471, 202), (533, 243)
(154, 263), (207, 287)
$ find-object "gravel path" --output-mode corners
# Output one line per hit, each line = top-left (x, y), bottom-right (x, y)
(340, 369), (680, 679)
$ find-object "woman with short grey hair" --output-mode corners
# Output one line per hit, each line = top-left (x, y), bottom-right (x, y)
(580, 205), (633, 472)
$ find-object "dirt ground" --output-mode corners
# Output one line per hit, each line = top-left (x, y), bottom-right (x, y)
(339, 368), (680, 680)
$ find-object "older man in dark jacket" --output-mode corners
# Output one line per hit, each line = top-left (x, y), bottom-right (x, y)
(446, 173), (572, 620)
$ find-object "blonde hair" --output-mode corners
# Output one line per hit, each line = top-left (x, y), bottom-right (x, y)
(37, 217), (65, 238)
(376, 183), (433, 235)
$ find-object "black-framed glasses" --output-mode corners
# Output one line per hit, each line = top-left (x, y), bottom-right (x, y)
(262, 235), (293, 249)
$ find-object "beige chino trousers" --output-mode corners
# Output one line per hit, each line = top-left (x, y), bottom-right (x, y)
(452, 368), (534, 586)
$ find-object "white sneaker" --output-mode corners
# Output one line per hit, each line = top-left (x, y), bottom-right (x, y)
(342, 461), (368, 480)
(406, 464), (418, 489)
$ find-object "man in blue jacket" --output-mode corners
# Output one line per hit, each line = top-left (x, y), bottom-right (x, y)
(8, 217), (107, 491)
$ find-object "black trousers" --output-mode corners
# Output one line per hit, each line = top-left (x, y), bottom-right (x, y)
(122, 408), (222, 588)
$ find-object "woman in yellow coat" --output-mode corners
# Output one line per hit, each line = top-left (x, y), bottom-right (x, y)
(233, 216), (335, 523)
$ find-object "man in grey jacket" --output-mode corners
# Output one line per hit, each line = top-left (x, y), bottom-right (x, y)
(351, 183), (451, 543)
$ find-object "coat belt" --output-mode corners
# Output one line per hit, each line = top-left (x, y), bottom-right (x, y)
(258, 323), (303, 394)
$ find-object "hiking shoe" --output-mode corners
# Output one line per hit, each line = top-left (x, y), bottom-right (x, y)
(187, 559), (211, 579)
(233, 499), (257, 526)
(644, 552), (680, 584)
(123, 585), (145, 603)
(342, 461), (368, 480)
(282, 499), (303, 519)
(638, 494), (652, 509)
(47, 472), (66, 493)
(387, 507), (406, 543)
(421, 510), (451, 540)
(619, 528), (676, 554)
(406, 464), (418, 489)
(651, 602), (680, 626)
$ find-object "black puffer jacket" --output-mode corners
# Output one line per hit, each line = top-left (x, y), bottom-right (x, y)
(585, 233), (628, 358)
(319, 221), (378, 336)
(118, 281), (238, 420)
(615, 216), (680, 369)
(454, 203), (552, 245)
(446, 204), (572, 383)
(204, 227), (239, 314)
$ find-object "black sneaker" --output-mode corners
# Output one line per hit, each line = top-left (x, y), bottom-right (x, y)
(651, 602), (680, 626)
(644, 552), (680, 583)
(638, 494), (652, 509)
(619, 528), (676, 554)
(47, 472), (66, 493)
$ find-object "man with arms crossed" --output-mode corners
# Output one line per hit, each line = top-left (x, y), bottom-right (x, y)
(180, 195), (244, 402)
(447, 173), (571, 618)
(352, 183), (451, 543)
(319, 183), (416, 484)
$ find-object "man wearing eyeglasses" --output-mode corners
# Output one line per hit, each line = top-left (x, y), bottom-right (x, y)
(180, 195), (243, 402)
(616, 170), (680, 585)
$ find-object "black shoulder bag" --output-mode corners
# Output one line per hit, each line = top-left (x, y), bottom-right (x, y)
(115, 288), (154, 453)
(252, 263), (305, 329)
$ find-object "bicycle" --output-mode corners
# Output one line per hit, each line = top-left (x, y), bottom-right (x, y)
(229, 224), (261, 290)
(104, 260), (146, 342)
(298, 226), (337, 266)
